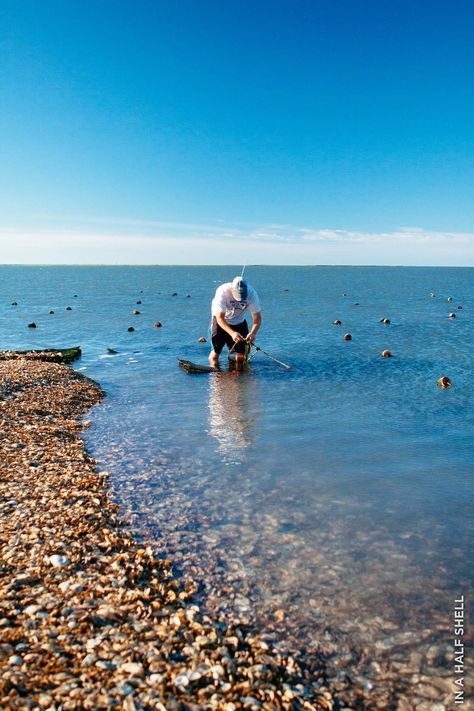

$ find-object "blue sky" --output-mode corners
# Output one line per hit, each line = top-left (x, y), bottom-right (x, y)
(1, 0), (473, 264)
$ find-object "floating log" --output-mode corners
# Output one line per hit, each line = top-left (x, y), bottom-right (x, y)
(178, 359), (216, 374)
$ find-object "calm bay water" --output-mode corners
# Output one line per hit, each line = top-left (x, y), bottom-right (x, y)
(1, 265), (473, 706)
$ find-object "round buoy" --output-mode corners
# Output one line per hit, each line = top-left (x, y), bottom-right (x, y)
(127, 326), (135, 332)
(449, 313), (456, 319)
(343, 333), (352, 341)
(11, 302), (18, 306)
(333, 320), (342, 326)
(437, 376), (452, 389)
(185, 294), (191, 298)
(172, 292), (178, 297)
(354, 303), (360, 306)
(342, 293), (347, 296)
(49, 310), (54, 315)
(153, 322), (162, 328)
(457, 305), (463, 310)
(381, 350), (392, 358)
(133, 310), (140, 315)
(447, 296), (453, 302)
(198, 337), (206, 343)
(283, 288), (289, 292)
(28, 322), (36, 328)
(136, 300), (142, 304)
(66, 306), (72, 311)
(430, 293), (436, 298)
(383, 319), (390, 325)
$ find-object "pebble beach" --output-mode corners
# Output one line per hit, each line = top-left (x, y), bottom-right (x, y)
(0, 354), (334, 710)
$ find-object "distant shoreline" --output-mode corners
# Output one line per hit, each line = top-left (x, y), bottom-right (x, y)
(0, 263), (472, 268)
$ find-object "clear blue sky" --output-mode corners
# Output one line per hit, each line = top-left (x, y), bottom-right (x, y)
(1, 0), (473, 264)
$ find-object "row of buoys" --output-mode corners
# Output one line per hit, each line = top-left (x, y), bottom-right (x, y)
(336, 298), (459, 384)
(431, 293), (456, 301)
(127, 321), (162, 332)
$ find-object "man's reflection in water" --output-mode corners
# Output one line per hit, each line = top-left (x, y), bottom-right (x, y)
(208, 370), (259, 464)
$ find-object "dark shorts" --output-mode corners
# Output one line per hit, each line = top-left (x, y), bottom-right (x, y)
(211, 320), (249, 355)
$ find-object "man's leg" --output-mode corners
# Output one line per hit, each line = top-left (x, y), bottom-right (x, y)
(210, 323), (227, 366)
(209, 349), (220, 367)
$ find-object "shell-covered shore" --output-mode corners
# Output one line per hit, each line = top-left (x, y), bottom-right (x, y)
(0, 357), (334, 710)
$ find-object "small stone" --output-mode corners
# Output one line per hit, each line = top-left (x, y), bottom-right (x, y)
(173, 674), (190, 686)
(38, 694), (53, 707)
(8, 655), (23, 666)
(120, 662), (144, 677)
(82, 653), (96, 666)
(96, 660), (116, 670)
(211, 664), (225, 677)
(49, 554), (70, 568)
(148, 674), (163, 685)
(117, 682), (135, 695)
(240, 697), (261, 707)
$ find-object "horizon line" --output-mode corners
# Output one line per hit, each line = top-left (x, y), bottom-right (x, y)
(0, 263), (472, 268)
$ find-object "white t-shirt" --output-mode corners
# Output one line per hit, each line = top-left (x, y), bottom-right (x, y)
(211, 283), (261, 326)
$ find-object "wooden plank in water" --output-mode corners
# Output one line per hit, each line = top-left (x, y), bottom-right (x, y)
(178, 359), (217, 374)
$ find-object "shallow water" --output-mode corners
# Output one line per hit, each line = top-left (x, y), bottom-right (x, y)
(1, 265), (473, 707)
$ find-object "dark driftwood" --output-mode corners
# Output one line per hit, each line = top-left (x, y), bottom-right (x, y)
(0, 347), (82, 363)
(178, 359), (217, 374)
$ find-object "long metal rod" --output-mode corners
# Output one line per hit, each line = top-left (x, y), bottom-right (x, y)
(251, 344), (291, 369)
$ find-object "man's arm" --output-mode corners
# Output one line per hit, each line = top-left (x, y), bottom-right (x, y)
(215, 311), (245, 341)
(247, 311), (262, 342)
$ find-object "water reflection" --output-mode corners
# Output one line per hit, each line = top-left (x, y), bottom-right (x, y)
(207, 371), (259, 464)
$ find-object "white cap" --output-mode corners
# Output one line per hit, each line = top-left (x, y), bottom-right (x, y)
(231, 277), (248, 300)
